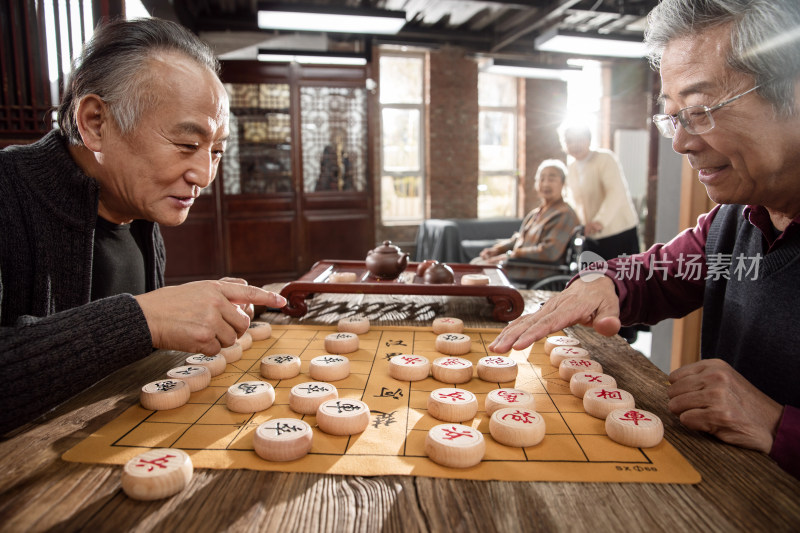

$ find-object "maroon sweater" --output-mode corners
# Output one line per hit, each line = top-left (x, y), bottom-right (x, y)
(602, 204), (800, 479)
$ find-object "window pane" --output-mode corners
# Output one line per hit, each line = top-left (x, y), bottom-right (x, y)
(380, 56), (423, 104)
(478, 175), (517, 218)
(222, 83), (292, 195)
(382, 108), (420, 172)
(381, 175), (423, 221)
(479, 111), (515, 170)
(564, 59), (602, 142)
(478, 73), (517, 107)
(300, 86), (367, 193)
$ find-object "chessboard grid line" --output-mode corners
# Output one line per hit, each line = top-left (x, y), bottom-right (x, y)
(225, 335), (283, 451)
(224, 330), (283, 450)
(402, 329), (412, 457)
(103, 437), (659, 465)
(530, 357), (592, 464)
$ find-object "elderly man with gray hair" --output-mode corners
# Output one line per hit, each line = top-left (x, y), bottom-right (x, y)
(0, 18), (286, 435)
(490, 0), (800, 479)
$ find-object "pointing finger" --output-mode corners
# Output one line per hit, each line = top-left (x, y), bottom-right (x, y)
(219, 282), (287, 308)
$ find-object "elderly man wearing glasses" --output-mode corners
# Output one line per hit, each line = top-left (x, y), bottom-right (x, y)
(489, 0), (800, 479)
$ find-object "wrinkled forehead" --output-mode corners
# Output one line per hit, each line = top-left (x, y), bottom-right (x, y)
(539, 166), (562, 176)
(658, 24), (737, 103)
(537, 166), (565, 182)
(564, 129), (590, 143)
(149, 54), (229, 134)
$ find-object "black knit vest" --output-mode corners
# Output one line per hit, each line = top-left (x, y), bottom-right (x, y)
(702, 204), (800, 407)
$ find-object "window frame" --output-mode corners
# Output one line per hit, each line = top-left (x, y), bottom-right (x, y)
(378, 50), (427, 225)
(477, 73), (520, 219)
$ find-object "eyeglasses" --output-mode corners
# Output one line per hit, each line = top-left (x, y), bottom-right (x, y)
(652, 85), (761, 138)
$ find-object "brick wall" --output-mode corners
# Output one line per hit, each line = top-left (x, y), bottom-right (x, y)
(427, 47), (479, 219)
(522, 78), (568, 214)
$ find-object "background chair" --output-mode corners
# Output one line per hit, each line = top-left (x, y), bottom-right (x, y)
(501, 225), (585, 291)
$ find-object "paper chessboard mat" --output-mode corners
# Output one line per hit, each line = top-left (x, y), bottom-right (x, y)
(63, 324), (701, 484)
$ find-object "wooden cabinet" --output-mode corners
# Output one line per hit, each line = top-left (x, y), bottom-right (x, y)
(161, 61), (374, 286)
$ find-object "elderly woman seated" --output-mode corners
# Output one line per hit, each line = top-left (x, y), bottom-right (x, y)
(471, 159), (580, 280)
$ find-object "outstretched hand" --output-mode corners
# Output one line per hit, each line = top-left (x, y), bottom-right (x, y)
(219, 276), (256, 319)
(668, 359), (782, 453)
(135, 280), (286, 356)
(488, 275), (622, 353)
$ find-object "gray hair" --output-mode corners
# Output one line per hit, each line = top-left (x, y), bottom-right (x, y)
(536, 159), (568, 184)
(57, 17), (220, 145)
(645, 0), (800, 116)
(561, 124), (591, 144)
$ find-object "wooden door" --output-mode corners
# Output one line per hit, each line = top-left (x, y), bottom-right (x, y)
(296, 75), (374, 272)
(219, 76), (298, 286)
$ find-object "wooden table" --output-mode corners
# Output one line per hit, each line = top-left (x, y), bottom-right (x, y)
(1, 287), (798, 532)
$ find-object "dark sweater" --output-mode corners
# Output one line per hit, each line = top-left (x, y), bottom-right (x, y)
(702, 204), (800, 406)
(0, 131), (165, 435)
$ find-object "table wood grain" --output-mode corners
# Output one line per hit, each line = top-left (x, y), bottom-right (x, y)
(1, 287), (798, 533)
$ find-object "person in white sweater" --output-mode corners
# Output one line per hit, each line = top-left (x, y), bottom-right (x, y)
(563, 125), (640, 261)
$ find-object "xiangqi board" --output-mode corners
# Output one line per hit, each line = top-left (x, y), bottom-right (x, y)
(63, 325), (701, 483)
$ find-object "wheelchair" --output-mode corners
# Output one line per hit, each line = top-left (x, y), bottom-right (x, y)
(500, 225), (585, 291)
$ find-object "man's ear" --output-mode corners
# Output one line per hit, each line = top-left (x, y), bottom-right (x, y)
(74, 94), (108, 152)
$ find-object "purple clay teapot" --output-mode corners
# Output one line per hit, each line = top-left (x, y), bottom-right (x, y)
(366, 241), (409, 280)
(424, 262), (455, 284)
(416, 259), (438, 278)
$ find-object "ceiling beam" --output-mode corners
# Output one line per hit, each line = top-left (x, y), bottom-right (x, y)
(490, 0), (583, 52)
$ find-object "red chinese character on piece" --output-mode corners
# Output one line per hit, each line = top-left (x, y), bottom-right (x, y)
(497, 390), (520, 403)
(443, 319), (455, 323)
(619, 410), (651, 425)
(586, 374), (602, 382)
(401, 356), (422, 364)
(595, 389), (622, 400)
(441, 426), (474, 440)
(486, 357), (508, 366)
(569, 359), (593, 368)
(564, 348), (578, 355)
(135, 454), (175, 472)
(440, 358), (464, 367)
(501, 410), (536, 424)
(438, 391), (466, 402)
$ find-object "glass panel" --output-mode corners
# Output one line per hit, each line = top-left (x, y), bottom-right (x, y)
(380, 55), (423, 104)
(478, 73), (517, 107)
(382, 108), (420, 172)
(301, 86), (368, 193)
(222, 83), (292, 194)
(478, 174), (517, 218)
(564, 59), (602, 142)
(381, 175), (423, 221)
(479, 111), (515, 171)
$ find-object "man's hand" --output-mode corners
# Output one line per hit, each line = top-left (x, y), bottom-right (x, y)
(480, 244), (504, 260)
(488, 275), (622, 353)
(135, 280), (286, 356)
(668, 359), (782, 453)
(219, 277), (255, 319)
(584, 221), (603, 236)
